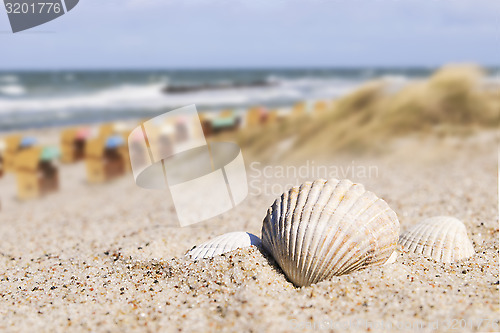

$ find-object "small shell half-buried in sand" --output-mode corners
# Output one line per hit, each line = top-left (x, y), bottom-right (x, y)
(185, 232), (262, 260)
(399, 216), (474, 263)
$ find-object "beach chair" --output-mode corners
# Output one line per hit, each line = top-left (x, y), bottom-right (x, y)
(97, 122), (135, 172)
(246, 106), (268, 127)
(156, 123), (175, 160)
(98, 123), (115, 139)
(136, 119), (170, 166)
(175, 118), (190, 142)
(60, 127), (89, 163)
(291, 101), (307, 118)
(211, 116), (241, 135)
(128, 129), (149, 170)
(85, 136), (126, 183)
(0, 139), (5, 178)
(185, 113), (203, 141)
(199, 113), (213, 137)
(313, 100), (329, 116)
(119, 129), (134, 172)
(220, 109), (234, 118)
(212, 109), (241, 134)
(3, 135), (22, 173)
(14, 146), (59, 200)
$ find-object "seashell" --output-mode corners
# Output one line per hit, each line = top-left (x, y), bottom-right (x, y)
(262, 179), (400, 287)
(399, 216), (474, 263)
(384, 250), (399, 265)
(185, 232), (262, 260)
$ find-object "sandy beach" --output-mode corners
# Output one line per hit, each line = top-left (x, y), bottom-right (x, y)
(1, 0), (498, 329)
(0, 125), (497, 332)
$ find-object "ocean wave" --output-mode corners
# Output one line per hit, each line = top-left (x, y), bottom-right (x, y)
(0, 82), (166, 113)
(0, 84), (26, 96)
(0, 77), (363, 114)
(380, 74), (409, 82)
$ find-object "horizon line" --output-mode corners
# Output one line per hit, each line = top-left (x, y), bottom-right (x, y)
(0, 64), (499, 72)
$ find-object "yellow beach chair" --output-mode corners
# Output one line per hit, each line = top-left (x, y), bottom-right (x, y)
(60, 128), (89, 163)
(246, 106), (268, 127)
(98, 123), (115, 139)
(3, 135), (22, 173)
(291, 101), (306, 118)
(85, 136), (126, 183)
(0, 139), (5, 178)
(220, 109), (234, 118)
(313, 100), (329, 116)
(14, 146), (59, 200)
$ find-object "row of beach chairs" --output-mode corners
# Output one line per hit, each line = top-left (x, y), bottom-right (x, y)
(200, 100), (332, 135)
(0, 100), (334, 201)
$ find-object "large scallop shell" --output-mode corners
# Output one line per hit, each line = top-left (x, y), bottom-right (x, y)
(262, 179), (400, 287)
(185, 232), (262, 260)
(399, 216), (474, 263)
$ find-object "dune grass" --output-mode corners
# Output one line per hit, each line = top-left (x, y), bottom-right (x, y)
(237, 64), (499, 160)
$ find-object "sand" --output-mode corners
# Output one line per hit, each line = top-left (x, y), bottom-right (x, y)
(0, 128), (498, 332)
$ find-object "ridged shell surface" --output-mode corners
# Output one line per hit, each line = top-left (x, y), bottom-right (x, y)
(399, 216), (474, 263)
(185, 232), (262, 260)
(262, 179), (400, 287)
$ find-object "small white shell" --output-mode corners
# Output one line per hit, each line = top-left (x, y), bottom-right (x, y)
(262, 179), (400, 287)
(185, 232), (262, 260)
(384, 250), (399, 265)
(399, 216), (474, 263)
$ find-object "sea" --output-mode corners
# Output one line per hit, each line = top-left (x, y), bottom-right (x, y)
(0, 68), (498, 131)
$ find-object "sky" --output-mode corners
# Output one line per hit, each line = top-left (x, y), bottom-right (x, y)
(0, 0), (498, 69)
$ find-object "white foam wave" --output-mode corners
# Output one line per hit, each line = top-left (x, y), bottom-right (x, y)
(380, 75), (409, 83)
(0, 83), (166, 113)
(0, 84), (26, 96)
(0, 77), (366, 114)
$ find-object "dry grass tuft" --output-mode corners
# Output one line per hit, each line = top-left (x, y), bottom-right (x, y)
(236, 64), (499, 161)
